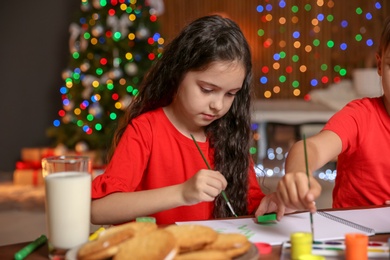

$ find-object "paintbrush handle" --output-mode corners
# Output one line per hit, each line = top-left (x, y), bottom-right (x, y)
(190, 134), (238, 217)
(303, 134), (315, 241)
(191, 135), (212, 170)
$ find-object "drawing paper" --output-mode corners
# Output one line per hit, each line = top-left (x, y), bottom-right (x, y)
(176, 210), (376, 245)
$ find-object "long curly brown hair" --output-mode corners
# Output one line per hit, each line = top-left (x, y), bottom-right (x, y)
(108, 15), (254, 218)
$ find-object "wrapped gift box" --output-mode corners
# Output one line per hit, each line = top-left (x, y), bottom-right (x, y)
(21, 147), (55, 162)
(13, 160), (44, 186)
(13, 169), (44, 186)
(15, 147), (105, 185)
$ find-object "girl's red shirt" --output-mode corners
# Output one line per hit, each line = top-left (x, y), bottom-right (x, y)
(92, 108), (265, 224)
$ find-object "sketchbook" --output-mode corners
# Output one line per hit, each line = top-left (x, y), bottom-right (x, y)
(323, 206), (390, 234)
(176, 206), (390, 246)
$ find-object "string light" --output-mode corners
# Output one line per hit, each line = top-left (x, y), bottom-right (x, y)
(256, 1), (383, 98)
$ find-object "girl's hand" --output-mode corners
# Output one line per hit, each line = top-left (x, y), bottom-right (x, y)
(276, 172), (321, 213)
(255, 192), (296, 221)
(181, 169), (227, 205)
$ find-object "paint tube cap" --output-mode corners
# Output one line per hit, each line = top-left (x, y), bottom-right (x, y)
(254, 242), (272, 254)
(257, 213), (277, 223)
(136, 217), (156, 223)
(345, 233), (368, 260)
(290, 232), (313, 260)
(291, 232), (312, 243)
(89, 227), (106, 241)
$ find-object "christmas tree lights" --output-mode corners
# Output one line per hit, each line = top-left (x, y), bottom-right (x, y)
(47, 0), (164, 155)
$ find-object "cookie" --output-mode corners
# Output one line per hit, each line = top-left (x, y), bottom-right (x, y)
(77, 226), (135, 260)
(98, 221), (157, 239)
(165, 224), (218, 253)
(205, 233), (251, 258)
(114, 229), (178, 260)
(175, 249), (231, 260)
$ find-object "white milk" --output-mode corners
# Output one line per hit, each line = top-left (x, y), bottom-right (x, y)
(45, 171), (91, 249)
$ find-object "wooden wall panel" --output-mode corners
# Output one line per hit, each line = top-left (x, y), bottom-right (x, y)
(158, 1), (390, 99)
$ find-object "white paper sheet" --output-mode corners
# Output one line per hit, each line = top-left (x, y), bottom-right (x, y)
(323, 206), (390, 234)
(176, 210), (378, 246)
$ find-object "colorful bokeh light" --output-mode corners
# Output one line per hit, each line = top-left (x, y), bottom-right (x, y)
(256, 1), (383, 98)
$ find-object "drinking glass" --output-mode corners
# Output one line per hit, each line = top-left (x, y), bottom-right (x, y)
(41, 155), (92, 259)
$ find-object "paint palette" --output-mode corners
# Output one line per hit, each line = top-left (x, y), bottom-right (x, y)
(281, 240), (390, 259)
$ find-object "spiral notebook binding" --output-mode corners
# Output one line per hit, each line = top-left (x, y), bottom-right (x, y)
(317, 211), (375, 235)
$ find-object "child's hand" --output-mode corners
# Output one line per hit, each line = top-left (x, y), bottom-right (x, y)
(276, 172), (321, 213)
(255, 192), (296, 221)
(181, 169), (227, 205)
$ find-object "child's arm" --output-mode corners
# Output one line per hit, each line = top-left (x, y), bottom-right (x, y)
(277, 130), (342, 212)
(91, 169), (227, 225)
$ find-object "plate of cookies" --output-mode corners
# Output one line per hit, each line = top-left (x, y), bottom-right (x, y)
(65, 221), (259, 260)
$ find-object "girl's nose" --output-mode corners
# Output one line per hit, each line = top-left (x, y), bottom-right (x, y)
(210, 96), (223, 111)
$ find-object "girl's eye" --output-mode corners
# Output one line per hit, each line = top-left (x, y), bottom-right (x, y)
(226, 92), (237, 97)
(200, 87), (213, 93)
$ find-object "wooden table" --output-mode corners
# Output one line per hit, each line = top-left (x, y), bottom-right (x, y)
(1, 206), (389, 260)
(1, 234), (389, 259)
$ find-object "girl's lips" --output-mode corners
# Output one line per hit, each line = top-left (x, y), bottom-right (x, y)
(202, 113), (216, 120)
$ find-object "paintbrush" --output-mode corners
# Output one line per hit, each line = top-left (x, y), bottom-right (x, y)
(190, 134), (238, 217)
(303, 134), (315, 241)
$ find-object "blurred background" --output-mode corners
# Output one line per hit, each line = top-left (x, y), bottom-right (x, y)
(1, 1), (389, 174)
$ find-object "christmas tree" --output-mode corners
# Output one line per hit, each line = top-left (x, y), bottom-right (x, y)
(47, 0), (165, 158)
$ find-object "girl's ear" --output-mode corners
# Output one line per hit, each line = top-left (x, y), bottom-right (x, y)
(376, 53), (382, 76)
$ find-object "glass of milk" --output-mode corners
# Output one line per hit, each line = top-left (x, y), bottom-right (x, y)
(41, 155), (92, 259)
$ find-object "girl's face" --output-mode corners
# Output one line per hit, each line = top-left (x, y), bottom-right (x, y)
(169, 60), (245, 133)
(377, 47), (390, 113)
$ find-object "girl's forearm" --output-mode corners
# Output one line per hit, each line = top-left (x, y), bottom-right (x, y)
(91, 184), (185, 225)
(285, 140), (321, 174)
(286, 131), (341, 175)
